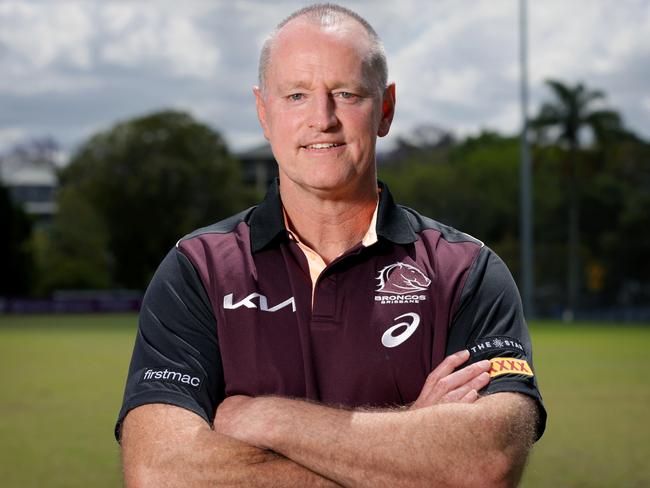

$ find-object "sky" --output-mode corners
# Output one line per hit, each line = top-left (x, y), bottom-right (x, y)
(1, 0), (649, 159)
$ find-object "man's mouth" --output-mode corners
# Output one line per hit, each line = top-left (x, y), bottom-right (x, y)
(303, 143), (344, 149)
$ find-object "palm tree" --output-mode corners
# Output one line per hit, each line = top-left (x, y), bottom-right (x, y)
(531, 79), (622, 320)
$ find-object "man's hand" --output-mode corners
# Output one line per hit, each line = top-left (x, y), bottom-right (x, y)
(410, 349), (492, 409)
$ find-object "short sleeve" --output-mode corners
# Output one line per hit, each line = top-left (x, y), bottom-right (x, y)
(446, 247), (547, 440)
(114, 247), (224, 442)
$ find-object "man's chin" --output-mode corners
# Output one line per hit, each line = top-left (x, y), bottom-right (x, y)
(302, 180), (349, 196)
(281, 174), (361, 198)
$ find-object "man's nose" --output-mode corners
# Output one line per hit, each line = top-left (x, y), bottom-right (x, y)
(307, 93), (338, 131)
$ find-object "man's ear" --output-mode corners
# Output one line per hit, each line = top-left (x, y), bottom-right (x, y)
(253, 86), (271, 140)
(377, 82), (396, 138)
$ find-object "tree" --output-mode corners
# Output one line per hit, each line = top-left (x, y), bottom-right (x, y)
(582, 136), (650, 305)
(0, 183), (34, 295)
(381, 124), (650, 315)
(34, 186), (111, 294)
(380, 131), (522, 268)
(390, 124), (455, 158)
(57, 110), (252, 290)
(530, 79), (623, 319)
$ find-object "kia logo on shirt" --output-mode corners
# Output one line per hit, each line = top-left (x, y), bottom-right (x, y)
(223, 293), (296, 313)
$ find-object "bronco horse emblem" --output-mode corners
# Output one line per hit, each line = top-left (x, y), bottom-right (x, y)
(376, 262), (431, 294)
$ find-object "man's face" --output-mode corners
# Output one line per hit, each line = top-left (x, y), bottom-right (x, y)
(254, 20), (395, 196)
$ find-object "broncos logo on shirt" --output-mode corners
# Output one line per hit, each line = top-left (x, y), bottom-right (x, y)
(376, 262), (431, 294)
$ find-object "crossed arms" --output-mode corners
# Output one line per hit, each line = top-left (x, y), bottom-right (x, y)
(121, 350), (539, 487)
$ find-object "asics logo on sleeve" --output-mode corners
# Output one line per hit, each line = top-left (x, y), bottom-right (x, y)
(223, 293), (296, 313)
(381, 313), (420, 348)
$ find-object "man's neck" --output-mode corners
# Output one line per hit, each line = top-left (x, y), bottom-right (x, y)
(280, 179), (378, 264)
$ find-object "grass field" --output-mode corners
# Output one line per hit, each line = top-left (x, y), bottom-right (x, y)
(0, 314), (649, 487)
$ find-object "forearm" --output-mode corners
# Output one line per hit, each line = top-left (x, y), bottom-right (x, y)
(121, 404), (341, 488)
(217, 394), (536, 488)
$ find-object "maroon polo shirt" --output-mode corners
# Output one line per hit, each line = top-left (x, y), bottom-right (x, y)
(116, 180), (546, 440)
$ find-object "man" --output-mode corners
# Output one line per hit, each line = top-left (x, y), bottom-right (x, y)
(117, 4), (546, 487)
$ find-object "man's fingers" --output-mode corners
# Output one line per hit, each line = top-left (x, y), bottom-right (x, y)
(415, 350), (470, 405)
(439, 371), (491, 404)
(436, 360), (491, 394)
(422, 349), (470, 389)
(412, 352), (493, 409)
(468, 371), (491, 391)
(459, 389), (479, 403)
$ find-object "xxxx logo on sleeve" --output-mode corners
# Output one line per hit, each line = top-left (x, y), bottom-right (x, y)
(489, 357), (534, 378)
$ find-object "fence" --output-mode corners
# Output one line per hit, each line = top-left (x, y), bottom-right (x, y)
(0, 290), (142, 314)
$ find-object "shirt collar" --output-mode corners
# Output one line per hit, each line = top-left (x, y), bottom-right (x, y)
(248, 178), (417, 253)
(375, 180), (418, 244)
(248, 179), (287, 253)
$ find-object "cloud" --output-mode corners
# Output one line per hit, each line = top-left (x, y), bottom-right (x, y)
(99, 4), (220, 79)
(0, 2), (93, 71)
(0, 0), (648, 156)
(0, 1), (220, 96)
(384, 0), (650, 139)
(0, 127), (26, 150)
(388, 1), (520, 135)
(527, 0), (650, 133)
(529, 0), (650, 82)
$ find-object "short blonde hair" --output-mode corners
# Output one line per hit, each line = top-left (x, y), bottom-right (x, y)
(258, 3), (388, 95)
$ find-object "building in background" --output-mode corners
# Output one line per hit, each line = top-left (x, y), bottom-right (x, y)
(237, 142), (278, 195)
(0, 138), (62, 227)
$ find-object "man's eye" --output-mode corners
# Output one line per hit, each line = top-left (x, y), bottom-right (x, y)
(337, 92), (355, 99)
(289, 93), (304, 101)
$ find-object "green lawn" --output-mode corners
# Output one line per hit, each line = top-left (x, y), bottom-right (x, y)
(522, 323), (650, 488)
(0, 315), (137, 488)
(0, 315), (649, 487)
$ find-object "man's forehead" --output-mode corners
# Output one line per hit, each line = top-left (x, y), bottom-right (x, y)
(267, 33), (374, 93)
(274, 75), (371, 93)
(273, 17), (371, 55)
